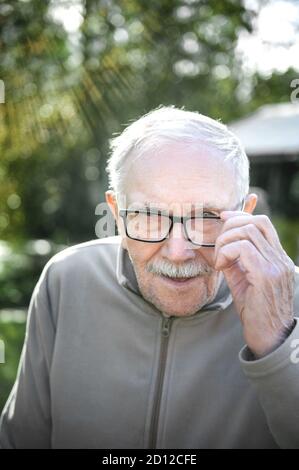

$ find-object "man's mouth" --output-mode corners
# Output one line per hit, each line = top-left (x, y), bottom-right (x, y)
(159, 274), (200, 287)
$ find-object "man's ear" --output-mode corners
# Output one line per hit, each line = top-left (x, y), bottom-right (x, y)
(105, 190), (118, 220)
(105, 190), (128, 249)
(243, 193), (258, 215)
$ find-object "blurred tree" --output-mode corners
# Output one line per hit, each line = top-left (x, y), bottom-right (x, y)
(0, 0), (257, 245)
(0, 319), (25, 411)
(0, 0), (297, 247)
(239, 67), (299, 114)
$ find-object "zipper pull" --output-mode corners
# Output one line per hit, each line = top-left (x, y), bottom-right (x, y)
(161, 316), (173, 337)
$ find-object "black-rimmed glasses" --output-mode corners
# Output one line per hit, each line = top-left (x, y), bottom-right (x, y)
(119, 199), (245, 247)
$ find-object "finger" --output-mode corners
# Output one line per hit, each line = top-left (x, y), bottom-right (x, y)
(221, 211), (247, 218)
(219, 212), (282, 252)
(215, 239), (266, 274)
(214, 224), (276, 266)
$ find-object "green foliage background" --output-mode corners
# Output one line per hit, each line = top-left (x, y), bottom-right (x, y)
(0, 0), (298, 413)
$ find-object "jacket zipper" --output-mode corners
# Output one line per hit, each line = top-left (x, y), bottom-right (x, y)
(148, 315), (174, 449)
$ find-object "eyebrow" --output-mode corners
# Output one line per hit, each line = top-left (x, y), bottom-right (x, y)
(133, 202), (224, 215)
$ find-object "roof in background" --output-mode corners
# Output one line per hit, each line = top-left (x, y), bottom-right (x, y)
(229, 102), (299, 157)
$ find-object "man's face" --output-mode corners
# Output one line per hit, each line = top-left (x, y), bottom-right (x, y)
(110, 142), (240, 317)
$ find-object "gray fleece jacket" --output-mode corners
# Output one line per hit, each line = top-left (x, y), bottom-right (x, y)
(1, 235), (299, 449)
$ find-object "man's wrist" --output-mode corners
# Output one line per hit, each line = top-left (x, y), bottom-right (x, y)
(252, 318), (296, 360)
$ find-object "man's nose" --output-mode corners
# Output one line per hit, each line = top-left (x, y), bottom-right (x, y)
(161, 221), (196, 261)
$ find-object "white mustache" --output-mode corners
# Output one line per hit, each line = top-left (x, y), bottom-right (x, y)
(147, 259), (213, 278)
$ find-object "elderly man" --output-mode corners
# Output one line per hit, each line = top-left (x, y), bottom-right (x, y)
(1, 106), (299, 449)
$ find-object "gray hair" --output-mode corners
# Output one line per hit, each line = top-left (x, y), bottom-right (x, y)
(105, 105), (249, 202)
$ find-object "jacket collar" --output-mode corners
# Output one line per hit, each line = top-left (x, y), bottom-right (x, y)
(116, 239), (233, 313)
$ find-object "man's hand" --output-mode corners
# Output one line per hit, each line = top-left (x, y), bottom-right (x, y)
(214, 211), (295, 358)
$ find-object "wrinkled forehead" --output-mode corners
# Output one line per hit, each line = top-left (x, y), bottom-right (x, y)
(121, 142), (238, 212)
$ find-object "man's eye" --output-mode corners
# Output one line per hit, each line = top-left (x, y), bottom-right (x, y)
(203, 212), (216, 217)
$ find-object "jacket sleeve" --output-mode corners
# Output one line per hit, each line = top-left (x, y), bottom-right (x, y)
(239, 266), (299, 449)
(0, 263), (55, 448)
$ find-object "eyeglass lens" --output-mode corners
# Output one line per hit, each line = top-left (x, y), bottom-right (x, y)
(125, 211), (223, 244)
